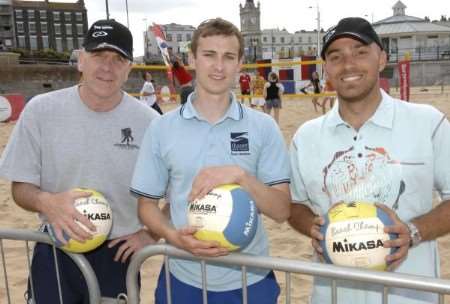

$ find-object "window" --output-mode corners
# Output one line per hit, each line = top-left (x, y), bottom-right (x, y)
(272, 36), (275, 43)
(53, 12), (60, 21)
(64, 12), (71, 21)
(166, 34), (172, 41)
(263, 36), (267, 43)
(65, 24), (72, 36)
(308, 36), (312, 43)
(76, 12), (83, 22)
(18, 35), (25, 48)
(15, 9), (23, 19)
(41, 22), (47, 34)
(42, 35), (49, 49)
(177, 34), (182, 42)
(27, 10), (35, 19)
(298, 37), (302, 43)
(76, 24), (83, 35)
(77, 37), (84, 48)
(281, 37), (285, 43)
(17, 22), (24, 33)
(29, 22), (36, 34)
(30, 35), (37, 50)
(55, 23), (61, 35)
(39, 10), (47, 19)
(67, 38), (73, 51)
(56, 37), (62, 52)
(186, 34), (191, 41)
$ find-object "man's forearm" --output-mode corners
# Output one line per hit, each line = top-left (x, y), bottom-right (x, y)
(412, 199), (450, 242)
(288, 203), (317, 238)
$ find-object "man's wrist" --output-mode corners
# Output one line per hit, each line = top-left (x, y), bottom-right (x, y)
(406, 221), (422, 248)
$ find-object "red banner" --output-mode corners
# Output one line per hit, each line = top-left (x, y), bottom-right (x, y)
(398, 60), (410, 101)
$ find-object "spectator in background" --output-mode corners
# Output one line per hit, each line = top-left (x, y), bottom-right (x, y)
(239, 71), (251, 105)
(250, 71), (266, 111)
(263, 72), (284, 124)
(301, 71), (323, 113)
(141, 71), (163, 115)
(168, 46), (194, 104)
(321, 78), (336, 114)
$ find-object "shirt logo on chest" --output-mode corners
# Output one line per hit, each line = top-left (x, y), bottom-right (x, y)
(230, 132), (249, 155)
(114, 127), (139, 150)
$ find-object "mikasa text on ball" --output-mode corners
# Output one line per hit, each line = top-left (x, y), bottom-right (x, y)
(320, 201), (396, 270)
(187, 184), (258, 251)
(47, 188), (113, 253)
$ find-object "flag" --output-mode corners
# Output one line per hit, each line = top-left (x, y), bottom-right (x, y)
(151, 23), (176, 102)
(151, 23), (171, 67)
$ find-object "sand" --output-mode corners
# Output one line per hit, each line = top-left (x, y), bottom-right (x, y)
(1, 86), (450, 303)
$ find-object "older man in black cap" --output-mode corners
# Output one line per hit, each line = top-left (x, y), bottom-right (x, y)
(288, 17), (450, 304)
(0, 19), (159, 303)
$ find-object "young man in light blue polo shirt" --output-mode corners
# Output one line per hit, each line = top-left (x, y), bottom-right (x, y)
(131, 18), (291, 304)
(288, 17), (450, 304)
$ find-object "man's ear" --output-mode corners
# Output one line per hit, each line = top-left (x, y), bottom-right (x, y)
(378, 50), (388, 72)
(77, 51), (85, 72)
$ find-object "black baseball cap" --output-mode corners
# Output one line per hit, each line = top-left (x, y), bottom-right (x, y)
(321, 17), (383, 59)
(83, 19), (133, 61)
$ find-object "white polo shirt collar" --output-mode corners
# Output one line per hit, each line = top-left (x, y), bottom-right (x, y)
(325, 89), (395, 131)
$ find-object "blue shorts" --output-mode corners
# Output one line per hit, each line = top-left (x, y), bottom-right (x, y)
(155, 266), (280, 304)
(27, 239), (138, 304)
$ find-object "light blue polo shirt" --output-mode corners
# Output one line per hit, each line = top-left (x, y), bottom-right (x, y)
(290, 89), (450, 304)
(131, 92), (290, 291)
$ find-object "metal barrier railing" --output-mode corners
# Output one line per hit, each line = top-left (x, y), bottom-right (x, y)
(126, 244), (450, 304)
(0, 228), (101, 304)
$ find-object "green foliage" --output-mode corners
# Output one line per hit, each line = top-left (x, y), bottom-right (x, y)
(10, 48), (70, 62)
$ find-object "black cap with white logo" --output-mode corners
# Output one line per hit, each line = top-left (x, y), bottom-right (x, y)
(321, 17), (383, 59)
(83, 19), (133, 61)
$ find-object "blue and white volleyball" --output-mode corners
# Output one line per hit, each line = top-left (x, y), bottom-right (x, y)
(187, 184), (258, 251)
(47, 188), (112, 253)
(320, 201), (396, 270)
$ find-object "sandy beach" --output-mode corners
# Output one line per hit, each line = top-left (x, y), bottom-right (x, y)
(1, 87), (450, 303)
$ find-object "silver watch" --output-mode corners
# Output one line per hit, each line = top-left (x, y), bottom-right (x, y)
(406, 221), (421, 248)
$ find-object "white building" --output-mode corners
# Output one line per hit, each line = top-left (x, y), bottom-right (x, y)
(260, 28), (324, 60)
(373, 1), (450, 61)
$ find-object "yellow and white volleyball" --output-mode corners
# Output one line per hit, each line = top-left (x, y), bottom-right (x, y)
(0, 96), (12, 122)
(47, 188), (113, 253)
(187, 184), (259, 251)
(319, 201), (397, 271)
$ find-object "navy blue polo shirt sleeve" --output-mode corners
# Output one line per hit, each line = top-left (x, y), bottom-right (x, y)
(130, 118), (168, 200)
(256, 117), (290, 186)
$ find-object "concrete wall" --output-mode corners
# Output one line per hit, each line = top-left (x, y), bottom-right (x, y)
(1, 60), (450, 100)
(386, 60), (450, 87)
(0, 64), (172, 100)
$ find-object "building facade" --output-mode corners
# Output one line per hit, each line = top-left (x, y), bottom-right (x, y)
(0, 0), (14, 50)
(12, 0), (88, 53)
(373, 1), (450, 62)
(260, 28), (324, 60)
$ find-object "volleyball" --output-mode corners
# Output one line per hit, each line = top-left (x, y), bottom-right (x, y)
(320, 201), (396, 270)
(0, 96), (12, 122)
(47, 188), (113, 253)
(187, 184), (258, 251)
